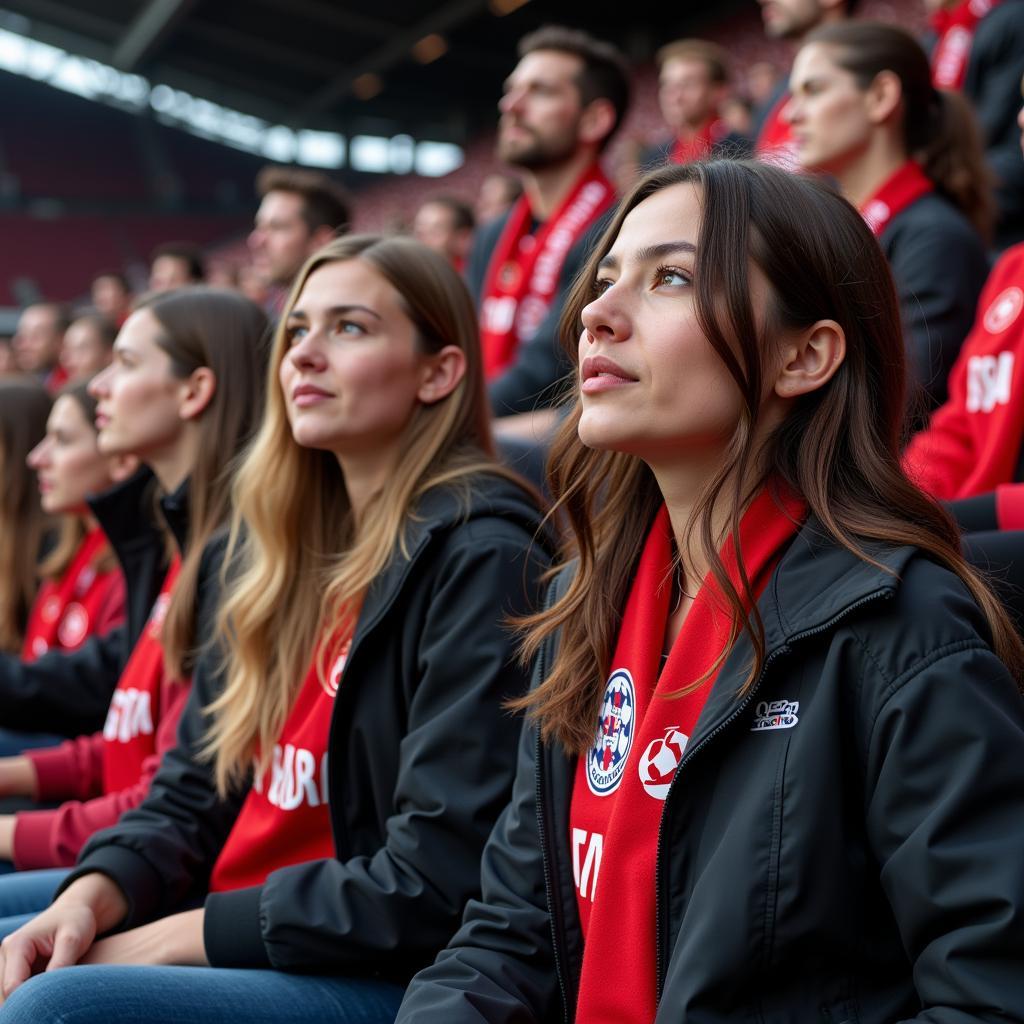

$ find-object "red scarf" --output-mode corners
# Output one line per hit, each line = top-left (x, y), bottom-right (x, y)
(22, 528), (120, 661)
(755, 91), (800, 171)
(931, 0), (1001, 89)
(670, 117), (724, 165)
(101, 556), (180, 792)
(209, 630), (352, 892)
(571, 486), (805, 1024)
(479, 162), (615, 379)
(859, 160), (934, 238)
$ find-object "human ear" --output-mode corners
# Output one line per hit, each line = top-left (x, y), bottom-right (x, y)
(865, 70), (902, 126)
(773, 320), (846, 399)
(177, 366), (217, 422)
(579, 98), (616, 149)
(417, 345), (467, 405)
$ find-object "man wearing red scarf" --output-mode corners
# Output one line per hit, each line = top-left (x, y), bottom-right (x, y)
(753, 0), (855, 166)
(467, 27), (629, 418)
(926, 0), (1024, 248)
(650, 39), (752, 168)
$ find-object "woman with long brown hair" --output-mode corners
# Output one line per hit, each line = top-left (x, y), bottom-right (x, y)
(0, 236), (549, 1023)
(0, 380), (51, 655)
(396, 159), (1024, 1023)
(787, 20), (991, 411)
(21, 383), (133, 665)
(0, 287), (268, 930)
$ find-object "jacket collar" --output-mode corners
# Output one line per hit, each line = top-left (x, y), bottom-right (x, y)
(88, 467), (191, 559)
(353, 471), (548, 646)
(689, 516), (916, 751)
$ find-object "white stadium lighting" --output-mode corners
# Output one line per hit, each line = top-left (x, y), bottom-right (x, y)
(0, 26), (463, 176)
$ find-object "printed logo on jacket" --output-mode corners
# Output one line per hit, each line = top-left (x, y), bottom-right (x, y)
(586, 669), (635, 795)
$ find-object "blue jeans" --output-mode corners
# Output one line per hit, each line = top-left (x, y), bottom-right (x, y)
(0, 867), (69, 938)
(0, 965), (406, 1023)
(0, 728), (62, 757)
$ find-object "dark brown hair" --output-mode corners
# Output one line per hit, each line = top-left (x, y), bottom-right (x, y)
(420, 195), (475, 232)
(0, 378), (51, 652)
(806, 21), (994, 241)
(150, 241), (206, 283)
(38, 382), (116, 582)
(514, 159), (1024, 754)
(256, 165), (351, 235)
(657, 38), (730, 85)
(139, 287), (271, 678)
(519, 25), (631, 146)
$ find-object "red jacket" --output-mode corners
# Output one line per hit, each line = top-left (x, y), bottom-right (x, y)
(904, 242), (1024, 524)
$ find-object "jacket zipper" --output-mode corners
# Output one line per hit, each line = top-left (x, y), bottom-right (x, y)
(653, 586), (894, 1001)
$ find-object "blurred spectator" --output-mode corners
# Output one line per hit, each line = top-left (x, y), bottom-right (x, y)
(649, 39), (752, 166)
(148, 242), (205, 293)
(754, 0), (855, 161)
(248, 165), (350, 305)
(475, 172), (523, 224)
(0, 338), (15, 377)
(610, 136), (647, 195)
(204, 259), (241, 290)
(722, 96), (755, 138)
(413, 196), (475, 271)
(468, 25), (629, 417)
(237, 263), (269, 308)
(89, 272), (132, 327)
(13, 303), (69, 393)
(60, 313), (116, 384)
(748, 60), (783, 109)
(925, 0), (1024, 248)
(0, 378), (51, 654)
(789, 21), (991, 408)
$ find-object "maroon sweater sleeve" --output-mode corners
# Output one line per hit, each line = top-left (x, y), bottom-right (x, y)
(27, 733), (105, 803)
(12, 679), (192, 871)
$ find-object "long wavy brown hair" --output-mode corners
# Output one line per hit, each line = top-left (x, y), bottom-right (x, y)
(205, 235), (526, 796)
(138, 287), (271, 679)
(514, 160), (1024, 755)
(0, 378), (51, 652)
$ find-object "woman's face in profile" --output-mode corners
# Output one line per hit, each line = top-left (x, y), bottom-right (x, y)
(577, 181), (748, 465)
(786, 42), (873, 175)
(279, 259), (434, 459)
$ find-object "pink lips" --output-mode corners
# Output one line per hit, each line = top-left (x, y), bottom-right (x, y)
(580, 355), (638, 395)
(291, 383), (334, 407)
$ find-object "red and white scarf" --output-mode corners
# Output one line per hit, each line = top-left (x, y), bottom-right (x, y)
(931, 0), (1001, 90)
(571, 486), (805, 1024)
(479, 162), (615, 379)
(859, 160), (934, 238)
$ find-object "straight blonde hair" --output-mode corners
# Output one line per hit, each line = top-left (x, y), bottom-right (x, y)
(205, 235), (520, 795)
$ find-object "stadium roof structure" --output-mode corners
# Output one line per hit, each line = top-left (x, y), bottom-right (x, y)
(0, 0), (748, 148)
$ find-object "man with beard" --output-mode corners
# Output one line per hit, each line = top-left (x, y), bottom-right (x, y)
(468, 26), (630, 418)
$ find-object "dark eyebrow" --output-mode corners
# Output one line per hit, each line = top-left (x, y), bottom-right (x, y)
(597, 240), (696, 272)
(287, 304), (382, 322)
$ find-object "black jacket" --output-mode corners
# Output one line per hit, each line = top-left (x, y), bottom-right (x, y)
(397, 521), (1024, 1023)
(65, 473), (551, 982)
(0, 469), (177, 737)
(881, 193), (989, 409)
(927, 0), (1024, 249)
(468, 210), (610, 417)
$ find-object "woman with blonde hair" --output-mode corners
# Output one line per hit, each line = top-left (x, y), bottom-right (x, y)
(0, 235), (549, 1023)
(0, 380), (51, 655)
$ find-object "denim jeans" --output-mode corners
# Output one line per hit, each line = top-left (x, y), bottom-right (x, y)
(0, 728), (62, 757)
(0, 965), (406, 1023)
(0, 867), (70, 938)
